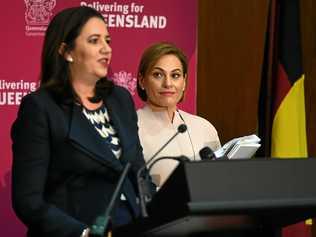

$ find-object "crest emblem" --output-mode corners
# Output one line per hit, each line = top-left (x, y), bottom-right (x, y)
(111, 71), (137, 95)
(24, 0), (56, 25)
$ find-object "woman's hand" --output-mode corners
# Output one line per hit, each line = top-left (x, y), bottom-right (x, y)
(81, 228), (90, 237)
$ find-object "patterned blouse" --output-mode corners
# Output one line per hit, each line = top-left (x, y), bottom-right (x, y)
(82, 104), (122, 159)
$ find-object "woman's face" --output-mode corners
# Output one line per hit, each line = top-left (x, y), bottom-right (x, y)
(140, 54), (186, 110)
(67, 17), (112, 83)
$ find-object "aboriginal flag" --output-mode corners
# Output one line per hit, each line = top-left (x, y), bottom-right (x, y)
(258, 0), (310, 236)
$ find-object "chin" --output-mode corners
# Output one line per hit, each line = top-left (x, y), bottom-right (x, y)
(96, 72), (108, 78)
(97, 68), (108, 77)
(165, 99), (178, 106)
(156, 101), (177, 108)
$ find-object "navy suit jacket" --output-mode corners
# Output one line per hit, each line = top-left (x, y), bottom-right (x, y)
(11, 86), (148, 237)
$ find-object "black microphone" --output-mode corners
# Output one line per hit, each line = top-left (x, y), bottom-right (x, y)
(199, 146), (216, 160)
(137, 124), (187, 218)
(90, 163), (131, 237)
(89, 124), (188, 235)
(147, 124), (187, 165)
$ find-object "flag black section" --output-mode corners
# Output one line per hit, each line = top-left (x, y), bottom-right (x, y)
(257, 0), (277, 157)
(278, 0), (303, 83)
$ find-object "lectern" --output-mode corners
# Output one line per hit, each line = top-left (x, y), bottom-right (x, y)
(116, 158), (316, 237)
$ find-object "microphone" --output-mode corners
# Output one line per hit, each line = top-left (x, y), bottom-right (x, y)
(90, 163), (131, 237)
(147, 124), (187, 165)
(200, 146), (229, 160)
(137, 124), (187, 218)
(89, 124), (188, 235)
(199, 146), (216, 160)
(177, 123), (187, 133)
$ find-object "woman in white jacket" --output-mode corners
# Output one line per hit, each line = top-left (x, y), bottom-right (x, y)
(136, 42), (221, 187)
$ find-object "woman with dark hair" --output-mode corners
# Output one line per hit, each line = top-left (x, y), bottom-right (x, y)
(11, 6), (153, 237)
(137, 42), (221, 187)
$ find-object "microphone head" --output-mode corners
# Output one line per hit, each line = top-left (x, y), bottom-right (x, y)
(199, 147), (215, 160)
(178, 124), (187, 133)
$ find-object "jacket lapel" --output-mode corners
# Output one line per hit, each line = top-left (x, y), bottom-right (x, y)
(68, 104), (123, 171)
(105, 94), (132, 164)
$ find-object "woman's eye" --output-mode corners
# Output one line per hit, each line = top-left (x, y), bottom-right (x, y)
(106, 38), (111, 44)
(172, 73), (181, 79)
(89, 38), (98, 44)
(152, 72), (164, 79)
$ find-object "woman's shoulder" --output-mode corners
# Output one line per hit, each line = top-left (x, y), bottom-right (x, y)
(136, 106), (150, 126)
(136, 105), (147, 116)
(109, 85), (138, 117)
(111, 85), (131, 97)
(178, 110), (221, 149)
(20, 87), (53, 107)
(14, 88), (58, 125)
(136, 105), (162, 123)
(177, 109), (218, 133)
(109, 85), (134, 103)
(178, 110), (213, 125)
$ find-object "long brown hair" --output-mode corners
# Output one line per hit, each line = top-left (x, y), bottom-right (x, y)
(40, 6), (113, 104)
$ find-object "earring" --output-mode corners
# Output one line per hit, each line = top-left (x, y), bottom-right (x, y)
(67, 57), (73, 63)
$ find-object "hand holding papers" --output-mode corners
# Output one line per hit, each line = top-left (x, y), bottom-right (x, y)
(214, 134), (261, 159)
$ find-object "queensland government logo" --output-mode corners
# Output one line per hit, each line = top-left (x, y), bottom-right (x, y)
(24, 0), (56, 36)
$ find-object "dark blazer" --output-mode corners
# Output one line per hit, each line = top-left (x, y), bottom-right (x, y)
(11, 86), (149, 237)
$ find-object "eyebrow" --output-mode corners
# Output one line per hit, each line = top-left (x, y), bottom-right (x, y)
(152, 67), (182, 72)
(88, 34), (111, 38)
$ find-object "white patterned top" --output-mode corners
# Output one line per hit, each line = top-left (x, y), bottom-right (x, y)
(83, 105), (122, 159)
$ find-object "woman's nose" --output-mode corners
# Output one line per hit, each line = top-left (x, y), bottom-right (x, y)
(100, 41), (112, 54)
(163, 76), (172, 87)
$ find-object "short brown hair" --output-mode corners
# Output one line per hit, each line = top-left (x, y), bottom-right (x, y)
(137, 42), (188, 101)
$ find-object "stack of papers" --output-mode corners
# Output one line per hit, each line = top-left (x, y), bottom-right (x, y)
(214, 134), (261, 159)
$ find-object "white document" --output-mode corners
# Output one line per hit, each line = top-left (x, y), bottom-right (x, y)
(214, 134), (261, 159)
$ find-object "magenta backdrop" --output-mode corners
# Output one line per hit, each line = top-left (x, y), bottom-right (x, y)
(0, 0), (196, 235)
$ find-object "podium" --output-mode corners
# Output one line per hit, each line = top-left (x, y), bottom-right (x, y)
(116, 158), (316, 236)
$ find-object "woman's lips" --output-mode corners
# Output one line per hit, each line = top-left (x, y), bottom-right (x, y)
(159, 91), (175, 96)
(98, 58), (110, 67)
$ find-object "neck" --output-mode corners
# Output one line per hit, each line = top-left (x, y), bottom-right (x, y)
(71, 79), (103, 111)
(146, 103), (176, 123)
(71, 79), (96, 100)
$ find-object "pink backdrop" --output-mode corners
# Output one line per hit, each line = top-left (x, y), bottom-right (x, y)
(0, 0), (197, 235)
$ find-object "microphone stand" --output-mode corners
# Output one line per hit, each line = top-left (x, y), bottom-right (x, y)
(147, 156), (190, 171)
(90, 163), (131, 237)
(137, 166), (150, 218)
(137, 156), (189, 218)
(137, 124), (188, 218)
